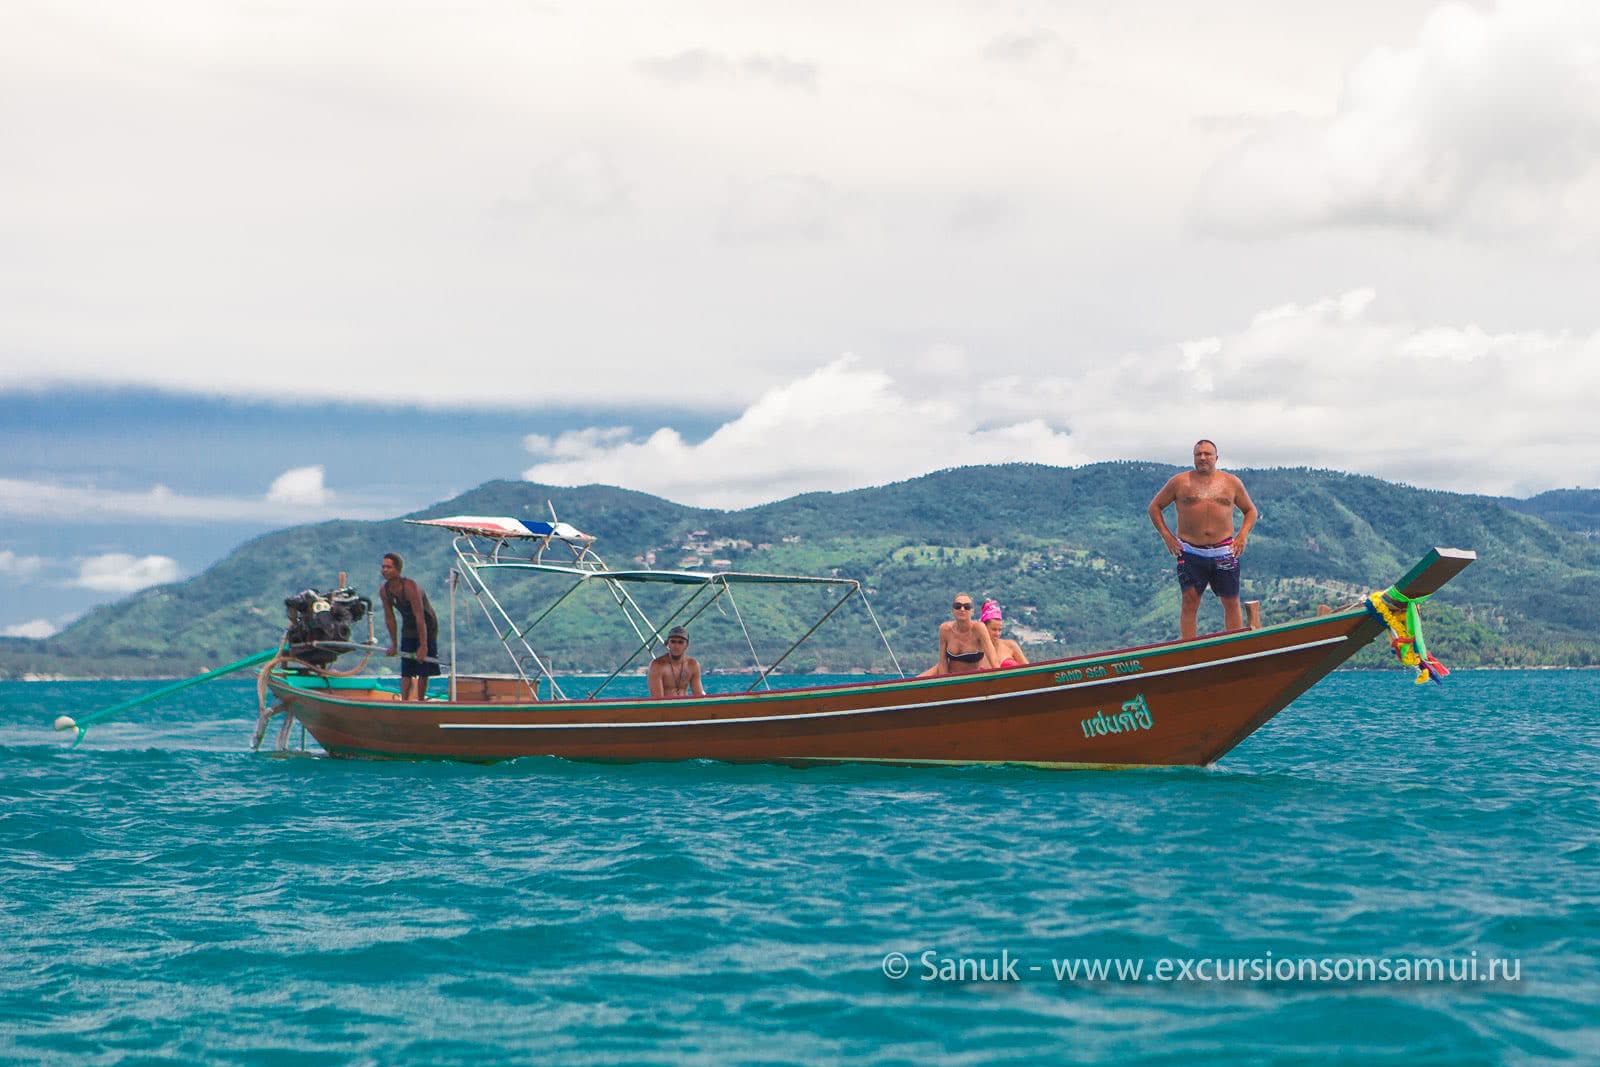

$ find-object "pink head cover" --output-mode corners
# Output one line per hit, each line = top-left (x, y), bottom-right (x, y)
(979, 600), (1002, 622)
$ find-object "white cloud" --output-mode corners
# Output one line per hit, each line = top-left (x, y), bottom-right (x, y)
(1, 0), (1596, 478)
(1194, 0), (1600, 240)
(718, 174), (835, 244)
(522, 355), (1086, 508)
(267, 465), (334, 506)
(0, 550), (47, 577)
(637, 49), (818, 90)
(2, 619), (59, 639)
(498, 148), (632, 227)
(741, 54), (819, 91)
(73, 554), (181, 594)
(982, 29), (1078, 70)
(1060, 290), (1600, 495)
(0, 476), (386, 524)
(525, 426), (634, 459)
(1, 0), (1592, 420)
(637, 48), (729, 85)
(522, 291), (1598, 505)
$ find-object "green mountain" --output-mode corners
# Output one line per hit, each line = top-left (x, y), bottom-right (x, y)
(1500, 489), (1600, 537)
(5, 463), (1598, 678)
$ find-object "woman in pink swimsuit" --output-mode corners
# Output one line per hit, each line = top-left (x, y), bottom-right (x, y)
(981, 600), (1028, 668)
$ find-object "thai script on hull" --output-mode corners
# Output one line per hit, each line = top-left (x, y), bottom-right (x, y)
(1081, 693), (1153, 738)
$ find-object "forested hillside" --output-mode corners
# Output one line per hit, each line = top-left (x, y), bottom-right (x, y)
(4, 463), (1597, 677)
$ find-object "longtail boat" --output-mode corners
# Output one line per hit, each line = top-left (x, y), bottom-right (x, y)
(242, 515), (1474, 769)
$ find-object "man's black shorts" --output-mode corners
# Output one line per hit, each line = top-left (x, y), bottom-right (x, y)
(400, 634), (441, 678)
(1177, 550), (1241, 598)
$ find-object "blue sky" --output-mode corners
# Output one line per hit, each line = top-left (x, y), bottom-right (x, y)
(0, 390), (724, 634)
(3, 0), (1598, 637)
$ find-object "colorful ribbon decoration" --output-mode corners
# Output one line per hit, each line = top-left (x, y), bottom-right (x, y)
(1367, 588), (1450, 684)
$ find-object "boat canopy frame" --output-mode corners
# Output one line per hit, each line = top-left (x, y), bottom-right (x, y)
(411, 517), (907, 701)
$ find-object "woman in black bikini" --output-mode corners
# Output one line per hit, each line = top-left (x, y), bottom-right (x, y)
(917, 593), (1001, 676)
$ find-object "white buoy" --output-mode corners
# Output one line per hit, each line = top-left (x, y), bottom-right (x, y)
(54, 716), (77, 732)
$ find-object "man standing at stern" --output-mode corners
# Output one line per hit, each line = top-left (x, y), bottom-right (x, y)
(1148, 439), (1259, 640)
(380, 552), (440, 701)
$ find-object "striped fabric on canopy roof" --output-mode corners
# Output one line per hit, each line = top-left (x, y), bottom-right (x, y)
(405, 516), (594, 542)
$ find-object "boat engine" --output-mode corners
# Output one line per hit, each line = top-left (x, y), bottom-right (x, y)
(284, 586), (371, 666)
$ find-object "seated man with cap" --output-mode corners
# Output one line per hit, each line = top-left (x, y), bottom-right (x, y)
(648, 625), (705, 699)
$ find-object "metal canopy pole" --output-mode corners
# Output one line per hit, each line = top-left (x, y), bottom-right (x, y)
(424, 521), (898, 702)
(598, 578), (663, 656)
(449, 567), (458, 702)
(855, 587), (905, 678)
(720, 579), (771, 691)
(513, 576), (589, 642)
(748, 583), (858, 692)
(454, 540), (563, 701)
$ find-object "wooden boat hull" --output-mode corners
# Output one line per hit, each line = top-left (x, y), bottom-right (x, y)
(266, 549), (1472, 768)
(265, 547), (1474, 768)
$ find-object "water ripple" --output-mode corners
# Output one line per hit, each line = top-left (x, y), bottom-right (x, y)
(1, 672), (1596, 1065)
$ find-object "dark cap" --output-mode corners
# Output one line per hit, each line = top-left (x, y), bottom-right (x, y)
(666, 625), (688, 641)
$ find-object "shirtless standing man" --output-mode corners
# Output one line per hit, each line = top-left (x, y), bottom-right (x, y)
(648, 626), (705, 698)
(1147, 440), (1259, 640)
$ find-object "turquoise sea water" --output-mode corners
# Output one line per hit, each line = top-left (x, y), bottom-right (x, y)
(1, 671), (1596, 1066)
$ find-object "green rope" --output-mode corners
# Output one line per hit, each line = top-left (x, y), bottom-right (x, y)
(61, 646), (283, 747)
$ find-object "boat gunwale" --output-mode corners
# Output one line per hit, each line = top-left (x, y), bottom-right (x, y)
(269, 601), (1372, 715)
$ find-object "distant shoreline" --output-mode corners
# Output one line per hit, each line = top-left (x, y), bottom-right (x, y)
(9, 664), (1597, 683)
